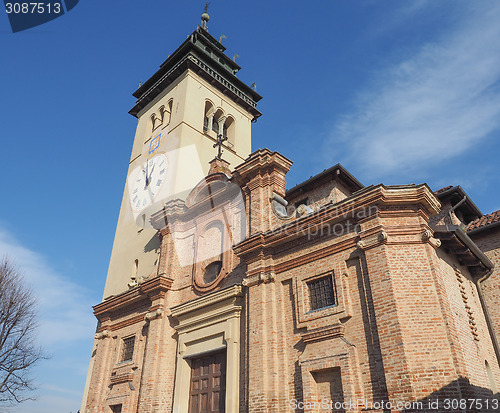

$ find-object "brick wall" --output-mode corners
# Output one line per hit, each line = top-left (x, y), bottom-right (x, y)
(470, 228), (500, 351)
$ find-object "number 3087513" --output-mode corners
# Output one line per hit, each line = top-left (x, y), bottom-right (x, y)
(5, 3), (62, 14)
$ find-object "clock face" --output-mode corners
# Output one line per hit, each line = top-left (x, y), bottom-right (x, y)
(129, 153), (168, 211)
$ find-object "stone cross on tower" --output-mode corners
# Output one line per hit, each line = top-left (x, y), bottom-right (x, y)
(213, 134), (228, 160)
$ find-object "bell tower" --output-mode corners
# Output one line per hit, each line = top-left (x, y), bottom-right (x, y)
(102, 13), (262, 299)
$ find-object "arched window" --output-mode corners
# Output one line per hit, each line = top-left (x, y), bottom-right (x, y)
(223, 116), (235, 146)
(150, 113), (158, 132)
(212, 109), (224, 135)
(165, 99), (173, 125)
(198, 221), (224, 265)
(203, 100), (214, 132)
(158, 105), (166, 123)
(151, 100), (173, 132)
(195, 220), (225, 288)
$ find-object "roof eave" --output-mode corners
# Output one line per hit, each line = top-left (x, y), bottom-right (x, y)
(435, 185), (483, 218)
(286, 163), (364, 198)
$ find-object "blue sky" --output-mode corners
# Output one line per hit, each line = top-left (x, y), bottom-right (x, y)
(1, 1), (499, 412)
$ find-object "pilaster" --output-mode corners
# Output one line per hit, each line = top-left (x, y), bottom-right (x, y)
(356, 192), (462, 403)
(233, 148), (292, 236)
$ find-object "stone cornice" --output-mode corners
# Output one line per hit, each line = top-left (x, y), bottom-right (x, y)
(234, 184), (440, 258)
(93, 276), (173, 320)
(170, 284), (244, 319)
(274, 235), (358, 274)
(105, 313), (147, 332)
(174, 306), (243, 333)
(233, 149), (293, 187)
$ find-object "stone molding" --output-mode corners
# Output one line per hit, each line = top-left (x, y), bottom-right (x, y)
(93, 275), (173, 321)
(171, 284), (244, 320)
(294, 270), (351, 328)
(302, 324), (345, 344)
(107, 314), (147, 332)
(109, 372), (134, 384)
(299, 348), (365, 408)
(234, 184), (439, 259)
(241, 273), (260, 287)
(274, 236), (358, 275)
(234, 148), (292, 175)
(357, 230), (388, 250)
(94, 330), (110, 340)
(171, 285), (243, 413)
(242, 272), (276, 287)
(422, 229), (442, 249)
(144, 308), (163, 322)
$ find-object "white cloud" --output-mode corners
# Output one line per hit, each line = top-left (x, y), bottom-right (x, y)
(3, 394), (81, 413)
(0, 228), (96, 348)
(0, 226), (96, 413)
(327, 2), (500, 180)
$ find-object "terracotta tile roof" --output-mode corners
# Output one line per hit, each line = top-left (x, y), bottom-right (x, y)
(434, 185), (453, 195)
(467, 209), (500, 232)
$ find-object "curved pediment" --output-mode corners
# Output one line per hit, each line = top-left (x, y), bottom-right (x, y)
(185, 172), (233, 209)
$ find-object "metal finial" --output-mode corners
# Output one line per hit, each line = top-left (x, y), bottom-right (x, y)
(233, 54), (240, 62)
(204, 2), (209, 13)
(201, 2), (210, 29)
(219, 34), (227, 43)
(213, 134), (228, 160)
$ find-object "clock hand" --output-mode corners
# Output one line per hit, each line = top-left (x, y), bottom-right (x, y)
(147, 163), (156, 183)
(141, 168), (148, 188)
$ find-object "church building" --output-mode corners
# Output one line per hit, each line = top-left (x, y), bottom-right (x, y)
(81, 13), (500, 413)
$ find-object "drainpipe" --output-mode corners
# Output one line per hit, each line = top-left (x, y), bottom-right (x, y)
(476, 269), (500, 369)
(449, 227), (500, 368)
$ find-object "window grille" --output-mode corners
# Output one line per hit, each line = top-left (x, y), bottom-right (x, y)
(307, 275), (336, 311)
(121, 336), (135, 362)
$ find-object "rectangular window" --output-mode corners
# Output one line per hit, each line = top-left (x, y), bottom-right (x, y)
(121, 336), (135, 362)
(308, 275), (336, 311)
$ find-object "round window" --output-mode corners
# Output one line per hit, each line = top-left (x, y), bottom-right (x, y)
(203, 261), (222, 284)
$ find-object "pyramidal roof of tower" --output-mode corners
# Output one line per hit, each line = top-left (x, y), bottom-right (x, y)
(129, 24), (262, 119)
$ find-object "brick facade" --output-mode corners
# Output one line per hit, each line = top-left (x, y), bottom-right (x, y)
(468, 217), (500, 371)
(82, 18), (500, 412)
(83, 149), (500, 412)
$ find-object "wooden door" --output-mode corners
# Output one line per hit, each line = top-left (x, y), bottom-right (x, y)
(189, 351), (226, 413)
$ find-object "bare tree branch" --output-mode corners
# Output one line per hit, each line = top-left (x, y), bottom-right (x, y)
(0, 257), (46, 405)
